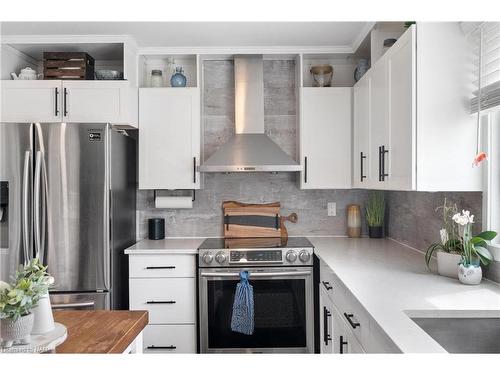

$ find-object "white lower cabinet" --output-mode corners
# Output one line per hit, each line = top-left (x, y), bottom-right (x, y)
(143, 325), (197, 353)
(319, 258), (399, 354)
(128, 253), (197, 353)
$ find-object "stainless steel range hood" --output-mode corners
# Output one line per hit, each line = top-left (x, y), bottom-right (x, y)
(200, 55), (302, 172)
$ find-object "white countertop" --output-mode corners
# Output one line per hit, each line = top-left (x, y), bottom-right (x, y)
(124, 238), (204, 254)
(312, 237), (500, 353)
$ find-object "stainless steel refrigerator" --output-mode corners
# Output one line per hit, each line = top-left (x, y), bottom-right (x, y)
(0, 123), (136, 310)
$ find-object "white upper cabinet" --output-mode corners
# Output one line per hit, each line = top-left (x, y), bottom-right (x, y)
(1, 80), (61, 123)
(0, 80), (138, 127)
(139, 87), (200, 190)
(353, 23), (481, 192)
(352, 71), (373, 188)
(300, 87), (352, 189)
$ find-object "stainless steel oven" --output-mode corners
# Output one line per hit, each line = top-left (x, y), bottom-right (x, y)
(197, 237), (314, 353)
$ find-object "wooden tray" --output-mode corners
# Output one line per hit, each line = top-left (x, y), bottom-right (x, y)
(223, 201), (282, 238)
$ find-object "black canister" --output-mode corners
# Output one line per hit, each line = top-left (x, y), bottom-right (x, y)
(148, 218), (165, 240)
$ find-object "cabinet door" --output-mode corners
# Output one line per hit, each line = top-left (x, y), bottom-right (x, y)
(0, 80), (62, 123)
(352, 73), (373, 188)
(332, 306), (365, 354)
(386, 26), (416, 190)
(61, 81), (130, 123)
(369, 57), (389, 189)
(139, 88), (200, 190)
(319, 288), (334, 353)
(300, 87), (352, 189)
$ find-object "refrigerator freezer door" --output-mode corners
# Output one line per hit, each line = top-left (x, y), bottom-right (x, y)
(0, 123), (33, 281)
(50, 291), (110, 310)
(34, 123), (110, 292)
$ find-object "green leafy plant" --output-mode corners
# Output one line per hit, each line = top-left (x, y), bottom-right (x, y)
(425, 198), (463, 269)
(0, 258), (52, 321)
(365, 191), (385, 227)
(462, 225), (496, 266)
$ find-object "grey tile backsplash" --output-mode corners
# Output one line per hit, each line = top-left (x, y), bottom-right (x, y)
(136, 59), (498, 281)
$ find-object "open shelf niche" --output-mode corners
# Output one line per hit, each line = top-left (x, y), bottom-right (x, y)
(138, 54), (199, 88)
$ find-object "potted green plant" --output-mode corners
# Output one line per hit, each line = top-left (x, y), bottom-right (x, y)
(453, 210), (496, 285)
(0, 258), (51, 348)
(425, 199), (463, 278)
(366, 191), (385, 238)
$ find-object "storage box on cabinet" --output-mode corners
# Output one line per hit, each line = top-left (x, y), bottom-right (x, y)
(143, 325), (196, 354)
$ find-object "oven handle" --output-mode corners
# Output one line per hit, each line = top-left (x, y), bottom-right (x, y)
(200, 270), (312, 278)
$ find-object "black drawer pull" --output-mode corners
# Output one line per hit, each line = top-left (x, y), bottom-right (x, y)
(340, 335), (348, 354)
(322, 281), (333, 291)
(146, 300), (176, 304)
(323, 306), (332, 346)
(344, 313), (360, 329)
(145, 266), (176, 270)
(147, 345), (176, 350)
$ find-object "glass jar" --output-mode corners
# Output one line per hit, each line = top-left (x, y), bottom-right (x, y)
(150, 69), (163, 87)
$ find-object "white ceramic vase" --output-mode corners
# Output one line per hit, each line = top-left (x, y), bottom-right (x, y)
(458, 264), (482, 285)
(436, 252), (461, 279)
(31, 294), (55, 335)
(0, 313), (34, 348)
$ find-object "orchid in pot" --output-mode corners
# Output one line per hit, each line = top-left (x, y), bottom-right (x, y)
(453, 210), (496, 285)
(425, 199), (464, 278)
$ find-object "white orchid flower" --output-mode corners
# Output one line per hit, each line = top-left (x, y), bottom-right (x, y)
(452, 210), (475, 226)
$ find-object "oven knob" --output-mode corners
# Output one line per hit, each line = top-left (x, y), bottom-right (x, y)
(299, 250), (311, 263)
(286, 250), (297, 263)
(202, 252), (213, 264)
(215, 251), (227, 264)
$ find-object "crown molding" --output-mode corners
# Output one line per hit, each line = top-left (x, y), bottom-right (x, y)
(351, 22), (376, 53)
(0, 34), (135, 45)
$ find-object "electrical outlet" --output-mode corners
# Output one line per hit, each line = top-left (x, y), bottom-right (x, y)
(327, 202), (336, 216)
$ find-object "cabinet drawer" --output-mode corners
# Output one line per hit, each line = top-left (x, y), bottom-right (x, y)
(319, 261), (345, 306)
(129, 254), (196, 278)
(338, 287), (371, 348)
(143, 325), (196, 353)
(129, 278), (196, 324)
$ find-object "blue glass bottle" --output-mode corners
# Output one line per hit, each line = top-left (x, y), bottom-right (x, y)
(170, 66), (187, 87)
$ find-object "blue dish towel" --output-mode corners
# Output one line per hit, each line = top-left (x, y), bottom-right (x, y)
(230, 270), (254, 335)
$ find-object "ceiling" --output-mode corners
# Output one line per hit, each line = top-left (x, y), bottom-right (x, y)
(0, 22), (372, 50)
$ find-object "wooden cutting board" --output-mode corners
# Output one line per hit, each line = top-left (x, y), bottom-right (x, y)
(223, 201), (282, 238)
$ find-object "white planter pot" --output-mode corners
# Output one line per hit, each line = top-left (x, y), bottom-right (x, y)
(0, 313), (34, 348)
(31, 294), (55, 335)
(458, 264), (483, 285)
(436, 252), (461, 279)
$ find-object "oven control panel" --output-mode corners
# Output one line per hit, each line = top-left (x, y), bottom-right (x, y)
(230, 250), (282, 263)
(198, 247), (314, 267)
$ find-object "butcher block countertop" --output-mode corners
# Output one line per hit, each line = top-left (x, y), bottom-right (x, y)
(53, 310), (148, 353)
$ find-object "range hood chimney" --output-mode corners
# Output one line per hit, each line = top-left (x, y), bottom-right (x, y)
(200, 55), (302, 172)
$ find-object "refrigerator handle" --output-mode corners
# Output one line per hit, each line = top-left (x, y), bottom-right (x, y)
(22, 151), (31, 264)
(39, 154), (48, 265)
(34, 151), (43, 259)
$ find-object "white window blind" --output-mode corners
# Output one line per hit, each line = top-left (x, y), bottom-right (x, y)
(471, 22), (500, 113)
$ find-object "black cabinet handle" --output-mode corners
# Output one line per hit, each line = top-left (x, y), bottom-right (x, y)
(147, 345), (176, 350)
(340, 335), (348, 354)
(54, 87), (59, 116)
(322, 281), (333, 291)
(378, 146), (382, 181)
(381, 145), (389, 181)
(146, 300), (176, 304)
(63, 88), (68, 116)
(344, 313), (360, 329)
(193, 156), (197, 184)
(145, 266), (175, 270)
(360, 152), (367, 182)
(304, 156), (308, 183)
(323, 306), (332, 346)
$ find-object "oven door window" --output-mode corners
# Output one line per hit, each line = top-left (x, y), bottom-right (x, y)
(207, 278), (307, 349)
